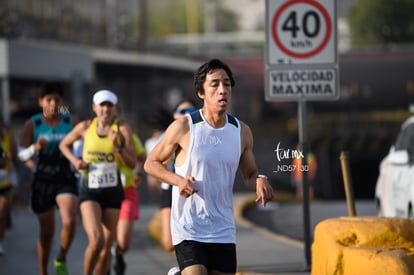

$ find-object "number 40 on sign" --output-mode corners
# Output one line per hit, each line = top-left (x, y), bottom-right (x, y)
(267, 0), (336, 65)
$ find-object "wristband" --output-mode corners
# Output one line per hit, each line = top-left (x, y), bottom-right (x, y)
(257, 174), (268, 180)
(18, 144), (35, 162)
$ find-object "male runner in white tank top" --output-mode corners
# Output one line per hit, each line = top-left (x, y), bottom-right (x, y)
(144, 58), (274, 275)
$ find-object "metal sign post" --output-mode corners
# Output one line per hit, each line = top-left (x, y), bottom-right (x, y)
(265, 0), (339, 270)
(298, 100), (311, 269)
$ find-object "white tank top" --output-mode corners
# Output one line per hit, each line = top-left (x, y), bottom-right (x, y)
(172, 110), (241, 245)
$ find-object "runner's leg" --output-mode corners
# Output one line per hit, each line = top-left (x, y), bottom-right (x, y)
(55, 194), (78, 261)
(0, 195), (10, 253)
(37, 208), (55, 275)
(80, 201), (104, 275)
(96, 208), (119, 274)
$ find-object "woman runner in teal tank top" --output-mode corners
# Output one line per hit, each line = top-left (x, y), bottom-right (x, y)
(19, 82), (78, 275)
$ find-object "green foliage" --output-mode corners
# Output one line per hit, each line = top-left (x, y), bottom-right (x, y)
(149, 1), (196, 38)
(348, 0), (414, 46)
(128, 0), (239, 40)
(215, 4), (239, 32)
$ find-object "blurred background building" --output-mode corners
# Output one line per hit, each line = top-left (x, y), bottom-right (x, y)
(1, 0), (414, 200)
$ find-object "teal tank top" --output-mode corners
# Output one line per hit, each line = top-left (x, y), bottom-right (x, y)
(32, 113), (73, 179)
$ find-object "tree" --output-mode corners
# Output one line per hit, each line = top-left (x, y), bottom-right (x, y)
(214, 3), (239, 32)
(127, 0), (239, 41)
(348, 0), (414, 46)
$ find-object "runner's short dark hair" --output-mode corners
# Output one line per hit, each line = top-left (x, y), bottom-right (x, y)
(194, 59), (235, 95)
(40, 82), (64, 98)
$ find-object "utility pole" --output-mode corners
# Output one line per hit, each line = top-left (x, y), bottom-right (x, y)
(137, 0), (148, 52)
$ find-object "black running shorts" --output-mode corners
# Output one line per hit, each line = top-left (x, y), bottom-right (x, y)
(79, 177), (124, 209)
(31, 176), (78, 214)
(160, 185), (172, 209)
(174, 240), (237, 273)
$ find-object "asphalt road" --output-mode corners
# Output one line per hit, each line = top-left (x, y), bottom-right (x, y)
(0, 205), (178, 275)
(0, 193), (376, 275)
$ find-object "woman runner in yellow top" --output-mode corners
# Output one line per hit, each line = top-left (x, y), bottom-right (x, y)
(59, 90), (136, 275)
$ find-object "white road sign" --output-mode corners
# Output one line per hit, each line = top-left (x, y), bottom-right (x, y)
(265, 0), (338, 101)
(268, 68), (337, 99)
(267, 0), (336, 64)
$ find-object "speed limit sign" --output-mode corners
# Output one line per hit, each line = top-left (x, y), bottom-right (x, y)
(265, 0), (338, 101)
(267, 0), (336, 64)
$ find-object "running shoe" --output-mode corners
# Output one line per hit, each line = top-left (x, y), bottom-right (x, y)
(113, 250), (126, 275)
(54, 259), (68, 275)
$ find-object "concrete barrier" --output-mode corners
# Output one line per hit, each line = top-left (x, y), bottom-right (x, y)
(311, 216), (414, 275)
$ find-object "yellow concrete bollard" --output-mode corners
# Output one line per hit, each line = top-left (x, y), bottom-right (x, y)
(311, 217), (414, 275)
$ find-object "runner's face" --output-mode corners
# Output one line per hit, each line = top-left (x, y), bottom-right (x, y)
(38, 93), (63, 118)
(93, 102), (117, 123)
(198, 69), (232, 113)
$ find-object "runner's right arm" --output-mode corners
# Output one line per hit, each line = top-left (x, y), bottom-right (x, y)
(59, 121), (89, 171)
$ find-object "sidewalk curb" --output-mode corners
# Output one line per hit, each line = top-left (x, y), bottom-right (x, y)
(233, 193), (305, 250)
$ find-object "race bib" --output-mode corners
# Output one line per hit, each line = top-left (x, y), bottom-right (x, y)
(88, 162), (118, 189)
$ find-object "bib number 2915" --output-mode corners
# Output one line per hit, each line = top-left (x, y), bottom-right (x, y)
(88, 162), (118, 188)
